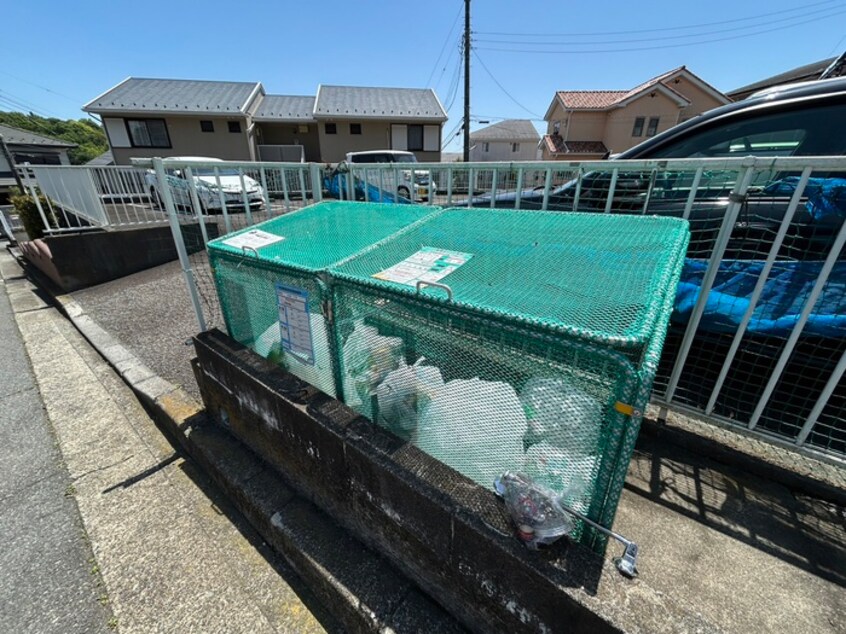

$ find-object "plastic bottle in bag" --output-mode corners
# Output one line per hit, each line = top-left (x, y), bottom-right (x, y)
(520, 377), (602, 458)
(494, 471), (573, 549)
(417, 378), (527, 489)
(523, 441), (594, 515)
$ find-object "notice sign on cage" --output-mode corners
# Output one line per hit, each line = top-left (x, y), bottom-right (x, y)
(275, 284), (315, 364)
(372, 247), (473, 287)
(221, 229), (285, 251)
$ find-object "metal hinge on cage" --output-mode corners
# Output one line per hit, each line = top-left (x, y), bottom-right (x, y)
(614, 401), (642, 419)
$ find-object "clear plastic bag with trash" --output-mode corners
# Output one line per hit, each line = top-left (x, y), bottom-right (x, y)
(494, 471), (574, 549)
(523, 441), (595, 515)
(417, 378), (527, 489)
(373, 357), (444, 440)
(341, 321), (405, 419)
(520, 377), (603, 458)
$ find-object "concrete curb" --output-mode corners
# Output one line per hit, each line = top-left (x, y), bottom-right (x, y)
(14, 257), (464, 633)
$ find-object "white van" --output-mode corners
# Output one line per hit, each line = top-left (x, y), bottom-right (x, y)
(344, 150), (431, 200)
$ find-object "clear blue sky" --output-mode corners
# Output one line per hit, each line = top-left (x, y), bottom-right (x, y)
(3, 0), (845, 151)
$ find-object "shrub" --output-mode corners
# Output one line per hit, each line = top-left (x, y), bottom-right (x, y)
(9, 187), (57, 240)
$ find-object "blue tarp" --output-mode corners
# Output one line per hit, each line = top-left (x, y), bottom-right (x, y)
(673, 259), (846, 337)
(763, 177), (846, 222)
(323, 172), (411, 204)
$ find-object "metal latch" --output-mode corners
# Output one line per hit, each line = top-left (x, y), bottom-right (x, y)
(555, 501), (640, 578)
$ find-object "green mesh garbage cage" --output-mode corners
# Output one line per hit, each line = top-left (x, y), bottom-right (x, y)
(328, 207), (689, 550)
(207, 200), (440, 397)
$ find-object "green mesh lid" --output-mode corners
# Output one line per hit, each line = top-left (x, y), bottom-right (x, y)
(330, 207), (689, 347)
(207, 201), (439, 272)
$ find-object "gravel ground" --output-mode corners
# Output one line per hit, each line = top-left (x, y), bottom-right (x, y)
(71, 258), (203, 401)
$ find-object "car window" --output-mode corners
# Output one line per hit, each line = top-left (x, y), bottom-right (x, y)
(650, 103), (846, 159)
(350, 154), (375, 164)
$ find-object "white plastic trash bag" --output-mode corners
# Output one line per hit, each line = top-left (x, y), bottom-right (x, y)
(374, 357), (444, 439)
(417, 378), (527, 489)
(341, 321), (404, 419)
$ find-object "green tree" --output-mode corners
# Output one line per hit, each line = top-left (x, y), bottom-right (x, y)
(0, 111), (108, 164)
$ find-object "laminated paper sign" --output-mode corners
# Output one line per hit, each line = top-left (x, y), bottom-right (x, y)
(276, 284), (314, 364)
(373, 247), (473, 287)
(222, 229), (285, 250)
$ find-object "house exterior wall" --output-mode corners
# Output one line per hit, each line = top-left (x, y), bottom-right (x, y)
(470, 140), (538, 161)
(316, 120), (441, 163)
(255, 122), (321, 161)
(568, 111), (607, 142)
(673, 78), (725, 122)
(604, 93), (681, 155)
(103, 114), (253, 165)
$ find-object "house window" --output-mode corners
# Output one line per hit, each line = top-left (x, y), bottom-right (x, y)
(483, 142), (489, 152)
(632, 117), (645, 137)
(200, 120), (214, 133)
(511, 142), (520, 152)
(350, 123), (362, 135)
(228, 121), (242, 133)
(325, 123), (337, 134)
(646, 117), (660, 137)
(125, 118), (170, 148)
(407, 125), (424, 151)
(553, 121), (561, 135)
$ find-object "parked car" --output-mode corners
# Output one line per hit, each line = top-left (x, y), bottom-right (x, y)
(146, 157), (264, 213)
(325, 150), (432, 201)
(465, 77), (846, 259)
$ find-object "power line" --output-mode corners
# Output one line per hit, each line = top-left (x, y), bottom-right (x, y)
(443, 52), (463, 111)
(475, 3), (844, 47)
(474, 0), (842, 37)
(425, 4), (464, 87)
(476, 8), (846, 54)
(0, 89), (63, 118)
(0, 70), (82, 104)
(471, 50), (541, 118)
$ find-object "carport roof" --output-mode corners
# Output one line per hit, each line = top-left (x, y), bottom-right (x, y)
(252, 95), (316, 122)
(314, 85), (447, 121)
(83, 77), (263, 115)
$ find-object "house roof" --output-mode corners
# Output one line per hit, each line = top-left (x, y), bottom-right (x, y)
(314, 85), (447, 121)
(543, 135), (608, 156)
(727, 57), (837, 100)
(470, 119), (540, 141)
(86, 150), (114, 166)
(0, 123), (76, 148)
(547, 66), (728, 118)
(83, 77), (263, 115)
(252, 95), (316, 122)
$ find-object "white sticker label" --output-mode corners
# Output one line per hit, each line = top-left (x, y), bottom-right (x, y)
(373, 247), (473, 286)
(276, 284), (315, 364)
(222, 229), (284, 250)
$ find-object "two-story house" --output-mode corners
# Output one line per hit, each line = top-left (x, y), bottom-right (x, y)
(83, 78), (447, 165)
(469, 120), (540, 162)
(541, 66), (729, 160)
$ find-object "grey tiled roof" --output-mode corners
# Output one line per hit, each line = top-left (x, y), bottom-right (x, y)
(314, 85), (446, 120)
(470, 119), (539, 141)
(252, 95), (316, 121)
(83, 78), (261, 115)
(0, 123), (76, 147)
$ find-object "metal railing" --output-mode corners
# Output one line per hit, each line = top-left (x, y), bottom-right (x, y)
(15, 164), (165, 234)
(16, 156), (846, 463)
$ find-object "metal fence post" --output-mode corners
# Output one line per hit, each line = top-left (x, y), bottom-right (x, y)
(309, 163), (323, 202)
(20, 168), (53, 233)
(153, 157), (208, 332)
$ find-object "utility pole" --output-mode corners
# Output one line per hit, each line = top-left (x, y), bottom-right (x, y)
(463, 0), (471, 162)
(0, 135), (26, 194)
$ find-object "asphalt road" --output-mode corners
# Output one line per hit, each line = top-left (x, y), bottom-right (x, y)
(0, 261), (113, 634)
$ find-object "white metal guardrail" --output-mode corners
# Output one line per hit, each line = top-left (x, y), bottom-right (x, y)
(16, 156), (846, 463)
